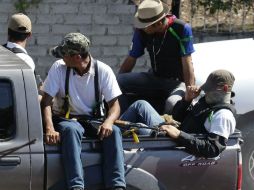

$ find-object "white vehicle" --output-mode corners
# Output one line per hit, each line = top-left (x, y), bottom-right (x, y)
(193, 38), (254, 190)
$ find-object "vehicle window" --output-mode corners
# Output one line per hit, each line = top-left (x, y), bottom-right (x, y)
(0, 80), (15, 140)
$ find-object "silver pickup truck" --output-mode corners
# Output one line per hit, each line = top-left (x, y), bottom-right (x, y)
(0, 38), (252, 190)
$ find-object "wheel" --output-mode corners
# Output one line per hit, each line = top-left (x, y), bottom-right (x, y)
(238, 113), (254, 190)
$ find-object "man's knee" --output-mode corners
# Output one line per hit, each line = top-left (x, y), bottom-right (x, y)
(58, 121), (83, 136)
(132, 99), (146, 106)
(117, 73), (138, 89)
(133, 100), (152, 110)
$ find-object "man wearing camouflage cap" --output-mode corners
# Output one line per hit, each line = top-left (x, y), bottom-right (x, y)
(121, 69), (236, 158)
(41, 33), (126, 190)
(3, 13), (35, 71)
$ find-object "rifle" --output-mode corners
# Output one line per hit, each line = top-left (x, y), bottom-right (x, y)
(52, 115), (179, 143)
(84, 119), (166, 143)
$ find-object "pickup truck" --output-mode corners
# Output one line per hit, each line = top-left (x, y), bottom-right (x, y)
(0, 38), (250, 190)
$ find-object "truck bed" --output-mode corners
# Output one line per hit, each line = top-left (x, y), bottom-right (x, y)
(45, 131), (242, 190)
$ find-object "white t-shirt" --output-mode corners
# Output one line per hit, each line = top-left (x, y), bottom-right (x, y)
(42, 58), (122, 116)
(204, 109), (236, 139)
(6, 42), (35, 71)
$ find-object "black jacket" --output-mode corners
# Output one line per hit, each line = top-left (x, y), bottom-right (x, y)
(172, 97), (236, 158)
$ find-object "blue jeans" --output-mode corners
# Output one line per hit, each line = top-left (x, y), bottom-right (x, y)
(117, 72), (185, 114)
(56, 119), (126, 189)
(120, 100), (164, 135)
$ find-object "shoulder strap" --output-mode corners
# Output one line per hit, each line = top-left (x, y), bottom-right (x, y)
(65, 67), (71, 96)
(94, 59), (100, 104)
(2, 43), (26, 54)
(168, 27), (186, 55)
(168, 20), (193, 55)
(93, 60), (107, 119)
(63, 67), (71, 118)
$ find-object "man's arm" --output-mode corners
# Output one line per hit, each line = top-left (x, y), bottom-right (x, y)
(41, 92), (60, 144)
(172, 85), (201, 122)
(177, 131), (227, 158)
(118, 56), (137, 74)
(118, 29), (145, 74)
(182, 54), (195, 87)
(160, 125), (226, 158)
(97, 97), (121, 140)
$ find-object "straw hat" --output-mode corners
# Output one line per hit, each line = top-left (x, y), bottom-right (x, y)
(134, 0), (170, 29)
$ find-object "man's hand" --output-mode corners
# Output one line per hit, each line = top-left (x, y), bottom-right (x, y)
(161, 114), (181, 127)
(42, 93), (59, 144)
(97, 121), (113, 140)
(45, 128), (60, 145)
(185, 85), (201, 102)
(159, 125), (181, 139)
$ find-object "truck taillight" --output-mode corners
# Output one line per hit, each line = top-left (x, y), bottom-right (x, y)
(237, 150), (242, 190)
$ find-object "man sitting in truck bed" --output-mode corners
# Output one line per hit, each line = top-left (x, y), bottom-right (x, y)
(41, 33), (126, 190)
(120, 69), (236, 158)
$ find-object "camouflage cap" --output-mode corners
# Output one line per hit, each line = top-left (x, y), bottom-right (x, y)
(201, 69), (235, 92)
(51, 32), (90, 58)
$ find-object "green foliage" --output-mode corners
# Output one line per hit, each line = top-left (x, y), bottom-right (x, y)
(195, 0), (253, 15)
(14, 0), (41, 13)
(191, 0), (254, 32)
(197, 0), (232, 14)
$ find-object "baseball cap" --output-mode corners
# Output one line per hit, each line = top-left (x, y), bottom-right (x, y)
(51, 32), (90, 58)
(8, 13), (32, 33)
(201, 69), (235, 92)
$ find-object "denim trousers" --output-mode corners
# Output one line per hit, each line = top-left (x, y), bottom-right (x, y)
(55, 119), (126, 189)
(117, 72), (185, 114)
(120, 100), (165, 135)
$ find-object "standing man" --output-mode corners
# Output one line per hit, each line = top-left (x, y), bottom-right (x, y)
(4, 13), (35, 71)
(41, 33), (126, 190)
(121, 70), (236, 158)
(3, 13), (43, 101)
(118, 0), (195, 114)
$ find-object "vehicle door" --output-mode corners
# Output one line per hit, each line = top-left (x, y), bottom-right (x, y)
(0, 69), (31, 190)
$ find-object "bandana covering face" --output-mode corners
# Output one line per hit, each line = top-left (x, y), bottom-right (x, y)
(205, 91), (231, 104)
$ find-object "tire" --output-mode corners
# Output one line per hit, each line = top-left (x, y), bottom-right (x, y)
(242, 123), (254, 190)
